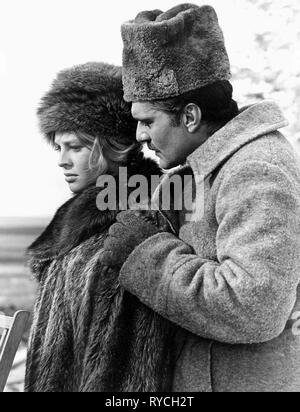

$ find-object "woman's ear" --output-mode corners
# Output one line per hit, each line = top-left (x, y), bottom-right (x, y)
(90, 139), (102, 170)
(182, 103), (202, 133)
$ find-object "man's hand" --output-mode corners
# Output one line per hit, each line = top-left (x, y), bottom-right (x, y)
(101, 210), (170, 268)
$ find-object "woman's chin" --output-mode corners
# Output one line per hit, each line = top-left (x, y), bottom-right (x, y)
(68, 180), (96, 194)
(68, 182), (83, 194)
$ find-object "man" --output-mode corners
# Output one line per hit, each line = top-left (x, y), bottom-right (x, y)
(103, 4), (300, 392)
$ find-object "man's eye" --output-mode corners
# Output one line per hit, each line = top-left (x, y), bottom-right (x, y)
(54, 145), (61, 152)
(141, 121), (151, 127)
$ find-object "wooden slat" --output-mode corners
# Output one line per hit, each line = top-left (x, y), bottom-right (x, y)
(0, 311), (30, 392)
(0, 330), (8, 353)
(0, 316), (13, 330)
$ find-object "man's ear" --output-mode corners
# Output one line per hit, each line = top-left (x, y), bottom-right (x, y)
(182, 103), (202, 133)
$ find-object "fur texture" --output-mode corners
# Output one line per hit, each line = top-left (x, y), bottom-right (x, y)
(25, 154), (179, 392)
(37, 62), (137, 144)
(121, 4), (231, 102)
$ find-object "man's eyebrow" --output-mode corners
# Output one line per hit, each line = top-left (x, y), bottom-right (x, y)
(132, 114), (154, 122)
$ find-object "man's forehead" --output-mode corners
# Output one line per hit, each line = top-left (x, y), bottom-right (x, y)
(131, 102), (156, 119)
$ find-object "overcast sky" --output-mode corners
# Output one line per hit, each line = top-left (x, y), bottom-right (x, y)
(0, 0), (290, 217)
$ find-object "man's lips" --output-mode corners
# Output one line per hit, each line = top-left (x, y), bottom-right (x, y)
(147, 144), (158, 152)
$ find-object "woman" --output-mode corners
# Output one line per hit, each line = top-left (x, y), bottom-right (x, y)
(25, 62), (179, 392)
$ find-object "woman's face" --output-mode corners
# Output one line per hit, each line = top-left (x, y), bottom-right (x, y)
(54, 132), (99, 193)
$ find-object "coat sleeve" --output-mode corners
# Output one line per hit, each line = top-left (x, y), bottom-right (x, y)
(119, 161), (300, 344)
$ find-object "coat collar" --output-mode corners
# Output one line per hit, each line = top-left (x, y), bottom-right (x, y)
(187, 100), (288, 180)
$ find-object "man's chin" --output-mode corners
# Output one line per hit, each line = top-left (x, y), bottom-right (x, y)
(159, 158), (181, 171)
(158, 156), (169, 169)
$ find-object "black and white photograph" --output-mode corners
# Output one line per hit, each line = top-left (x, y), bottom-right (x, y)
(1, 0), (300, 394)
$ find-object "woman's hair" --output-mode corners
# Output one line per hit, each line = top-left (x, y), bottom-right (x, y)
(50, 131), (139, 176)
(150, 80), (239, 132)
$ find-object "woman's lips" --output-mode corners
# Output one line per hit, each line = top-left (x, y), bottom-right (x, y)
(65, 174), (78, 183)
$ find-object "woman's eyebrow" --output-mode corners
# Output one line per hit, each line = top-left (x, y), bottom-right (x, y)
(56, 140), (79, 146)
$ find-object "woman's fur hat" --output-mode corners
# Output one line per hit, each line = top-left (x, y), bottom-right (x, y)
(121, 3), (231, 102)
(37, 62), (137, 144)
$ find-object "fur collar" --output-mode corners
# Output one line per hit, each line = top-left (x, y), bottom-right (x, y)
(28, 153), (161, 262)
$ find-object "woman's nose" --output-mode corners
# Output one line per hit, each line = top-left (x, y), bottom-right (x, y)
(58, 150), (72, 168)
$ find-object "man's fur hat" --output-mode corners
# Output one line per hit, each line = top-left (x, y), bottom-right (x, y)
(37, 62), (137, 144)
(121, 3), (231, 102)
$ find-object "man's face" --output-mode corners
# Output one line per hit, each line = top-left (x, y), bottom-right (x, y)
(132, 102), (196, 169)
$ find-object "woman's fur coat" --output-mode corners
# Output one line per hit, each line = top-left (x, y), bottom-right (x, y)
(25, 154), (179, 392)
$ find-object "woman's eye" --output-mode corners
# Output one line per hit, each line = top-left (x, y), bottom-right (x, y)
(70, 146), (82, 151)
(141, 121), (151, 128)
(54, 145), (61, 152)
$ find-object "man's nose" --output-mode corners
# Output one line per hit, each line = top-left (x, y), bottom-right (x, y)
(136, 123), (150, 143)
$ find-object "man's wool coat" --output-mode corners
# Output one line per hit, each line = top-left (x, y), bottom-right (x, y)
(119, 101), (300, 392)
